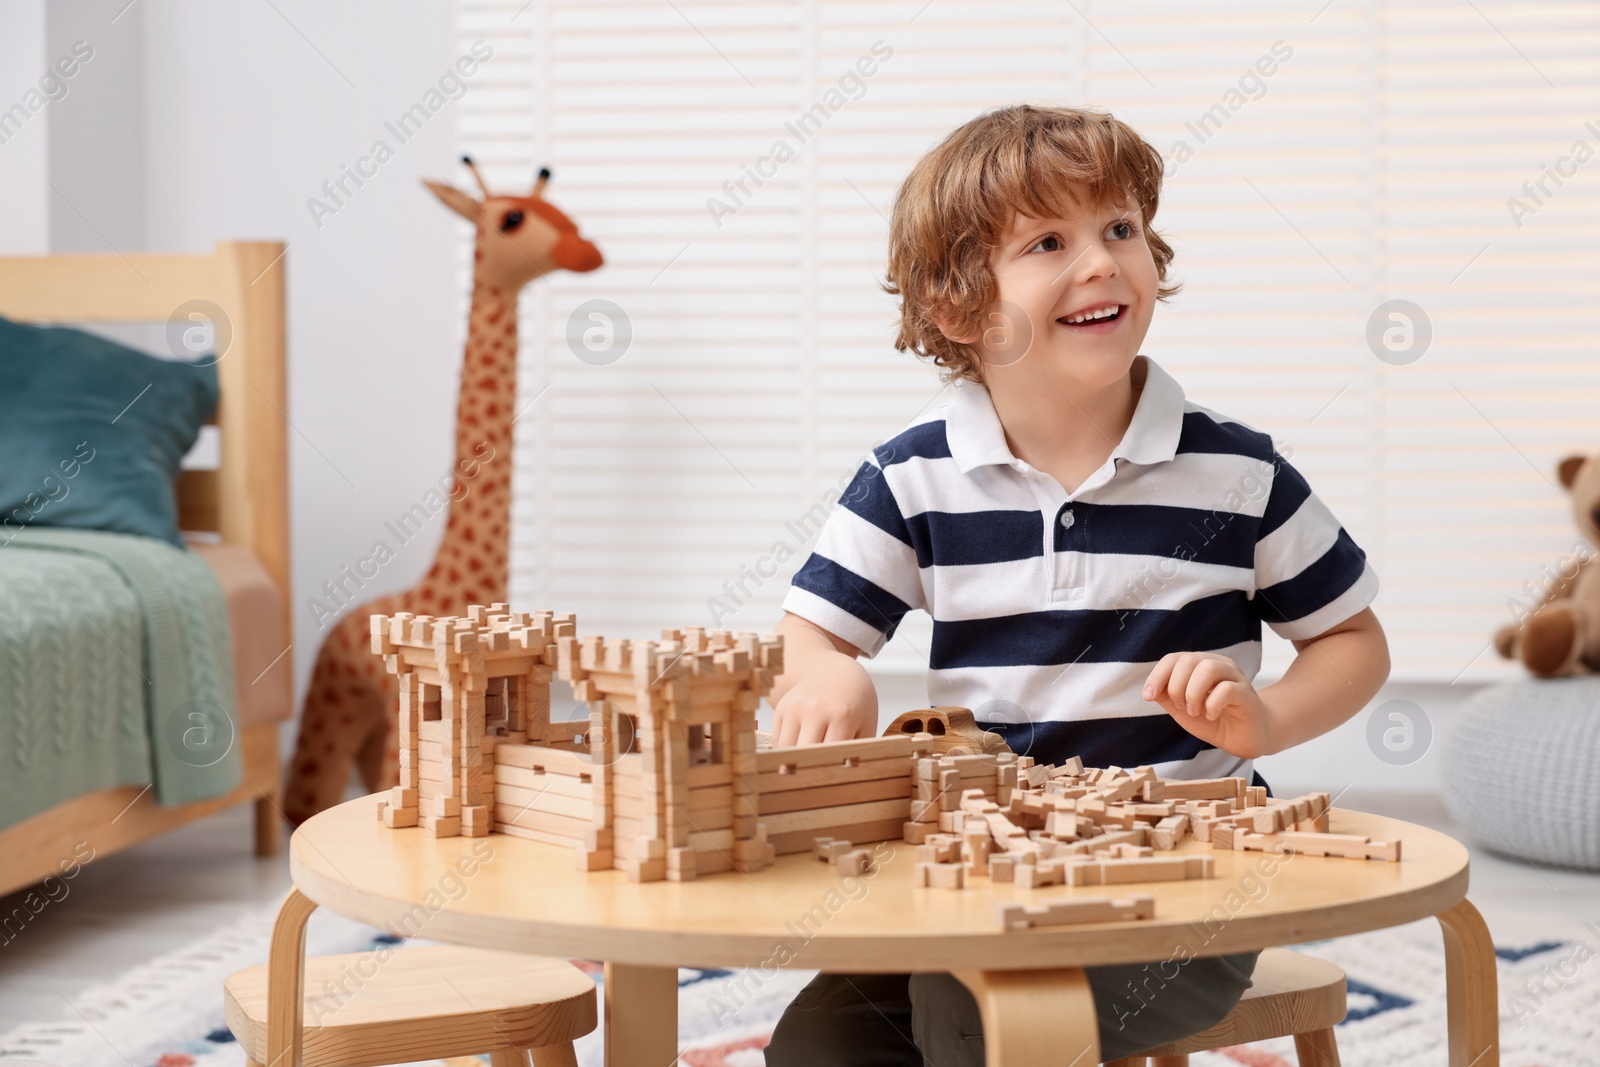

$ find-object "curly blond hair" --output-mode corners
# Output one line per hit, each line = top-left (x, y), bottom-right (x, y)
(883, 104), (1181, 383)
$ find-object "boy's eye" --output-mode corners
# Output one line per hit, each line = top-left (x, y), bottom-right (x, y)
(1028, 234), (1063, 253)
(1106, 219), (1139, 241)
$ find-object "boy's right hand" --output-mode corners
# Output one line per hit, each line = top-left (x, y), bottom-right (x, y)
(772, 654), (878, 746)
(769, 612), (880, 746)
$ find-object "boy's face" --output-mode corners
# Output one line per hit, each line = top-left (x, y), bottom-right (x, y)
(953, 190), (1159, 390)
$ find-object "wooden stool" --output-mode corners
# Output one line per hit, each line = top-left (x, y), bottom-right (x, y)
(1102, 947), (1346, 1067)
(224, 944), (597, 1067)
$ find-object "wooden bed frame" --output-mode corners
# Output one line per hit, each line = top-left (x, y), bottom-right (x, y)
(0, 241), (291, 897)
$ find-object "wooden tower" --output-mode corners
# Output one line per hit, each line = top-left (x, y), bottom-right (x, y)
(558, 627), (783, 882)
(371, 604), (578, 839)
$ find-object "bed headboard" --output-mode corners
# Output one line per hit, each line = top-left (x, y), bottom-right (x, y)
(0, 240), (291, 627)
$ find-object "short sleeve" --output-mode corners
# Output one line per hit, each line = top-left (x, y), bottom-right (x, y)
(1249, 451), (1379, 641)
(781, 458), (927, 657)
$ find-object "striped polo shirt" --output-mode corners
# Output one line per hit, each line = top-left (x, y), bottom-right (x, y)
(782, 354), (1379, 784)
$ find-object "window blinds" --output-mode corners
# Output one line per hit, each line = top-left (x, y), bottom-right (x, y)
(457, 0), (1600, 683)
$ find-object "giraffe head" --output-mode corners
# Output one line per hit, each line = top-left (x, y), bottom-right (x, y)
(425, 157), (603, 292)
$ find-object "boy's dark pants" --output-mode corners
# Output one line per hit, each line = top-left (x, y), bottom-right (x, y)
(764, 949), (1260, 1066)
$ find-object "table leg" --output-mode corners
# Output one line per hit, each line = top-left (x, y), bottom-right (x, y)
(1437, 897), (1498, 1067)
(954, 967), (1099, 1067)
(264, 887), (317, 1067)
(604, 962), (677, 1067)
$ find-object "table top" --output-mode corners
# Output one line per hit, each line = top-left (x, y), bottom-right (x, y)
(290, 795), (1470, 972)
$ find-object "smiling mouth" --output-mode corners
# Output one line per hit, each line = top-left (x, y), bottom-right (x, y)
(1057, 304), (1125, 328)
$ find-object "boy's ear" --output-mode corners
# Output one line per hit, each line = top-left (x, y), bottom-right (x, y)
(929, 307), (980, 346)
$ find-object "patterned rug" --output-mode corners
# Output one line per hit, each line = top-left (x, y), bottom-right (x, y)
(1, 904), (1595, 1067)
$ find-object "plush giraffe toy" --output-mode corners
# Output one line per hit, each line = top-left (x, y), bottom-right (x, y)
(282, 158), (603, 826)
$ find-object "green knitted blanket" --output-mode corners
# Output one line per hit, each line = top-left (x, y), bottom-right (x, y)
(0, 528), (242, 830)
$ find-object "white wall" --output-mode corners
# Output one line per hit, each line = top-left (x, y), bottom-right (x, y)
(0, 1), (51, 253)
(136, 2), (471, 730)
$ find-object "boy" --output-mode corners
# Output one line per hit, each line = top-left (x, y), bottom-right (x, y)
(763, 104), (1390, 1064)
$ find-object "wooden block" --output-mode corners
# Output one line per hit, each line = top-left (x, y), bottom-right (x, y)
(1253, 806), (1288, 833)
(1237, 830), (1402, 862)
(769, 817), (906, 855)
(461, 805), (490, 837)
(666, 847), (698, 882)
(624, 856), (667, 883)
(902, 821), (933, 844)
(576, 848), (614, 872)
(962, 830), (991, 876)
(1212, 822), (1236, 850)
(424, 815), (461, 838)
(759, 755), (910, 792)
(997, 894), (1156, 931)
(431, 794), (462, 819)
(382, 804), (418, 829)
(813, 836), (854, 863)
(937, 768), (962, 810)
(1015, 858), (1066, 888)
(758, 735), (915, 772)
(838, 849), (875, 877)
(760, 798), (911, 836)
(916, 861), (965, 889)
(1067, 855), (1213, 886)
(1158, 778), (1246, 801)
(390, 786), (418, 809)
(990, 854), (1017, 882)
(916, 833), (961, 864)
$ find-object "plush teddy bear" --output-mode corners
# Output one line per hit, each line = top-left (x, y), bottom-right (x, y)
(1493, 453), (1600, 677)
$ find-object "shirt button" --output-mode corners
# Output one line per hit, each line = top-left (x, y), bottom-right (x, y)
(1059, 509), (1075, 530)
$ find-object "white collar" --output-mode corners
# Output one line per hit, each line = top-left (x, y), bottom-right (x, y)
(944, 355), (1186, 474)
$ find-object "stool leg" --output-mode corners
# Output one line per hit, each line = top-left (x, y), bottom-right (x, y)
(1294, 1028), (1341, 1067)
(1437, 898), (1499, 1067)
(265, 888), (317, 1067)
(529, 1044), (580, 1067)
(1151, 1057), (1189, 1067)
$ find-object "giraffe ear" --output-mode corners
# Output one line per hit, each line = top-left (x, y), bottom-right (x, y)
(424, 180), (480, 222)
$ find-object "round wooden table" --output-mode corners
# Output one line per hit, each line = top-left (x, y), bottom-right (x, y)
(273, 795), (1499, 1067)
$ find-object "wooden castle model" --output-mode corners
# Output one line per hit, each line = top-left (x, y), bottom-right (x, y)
(370, 604), (797, 880)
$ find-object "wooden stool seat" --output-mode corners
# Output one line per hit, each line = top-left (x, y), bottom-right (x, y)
(224, 944), (597, 1067)
(1107, 947), (1347, 1066)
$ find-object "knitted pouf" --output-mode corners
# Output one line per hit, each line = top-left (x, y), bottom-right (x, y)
(1441, 677), (1600, 871)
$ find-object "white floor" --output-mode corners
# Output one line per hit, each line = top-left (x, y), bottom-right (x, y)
(2, 786), (1596, 1034)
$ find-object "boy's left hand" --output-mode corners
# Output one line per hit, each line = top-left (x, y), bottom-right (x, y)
(1142, 652), (1275, 759)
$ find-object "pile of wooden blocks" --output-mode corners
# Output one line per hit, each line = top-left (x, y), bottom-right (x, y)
(900, 758), (1402, 930)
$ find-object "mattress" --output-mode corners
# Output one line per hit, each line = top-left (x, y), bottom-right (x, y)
(186, 540), (291, 731)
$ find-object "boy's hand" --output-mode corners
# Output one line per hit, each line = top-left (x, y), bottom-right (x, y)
(1142, 651), (1275, 759)
(772, 654), (878, 747)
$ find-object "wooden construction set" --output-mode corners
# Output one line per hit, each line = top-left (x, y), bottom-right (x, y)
(368, 605), (1403, 929)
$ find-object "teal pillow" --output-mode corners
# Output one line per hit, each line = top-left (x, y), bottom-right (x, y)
(0, 316), (218, 548)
